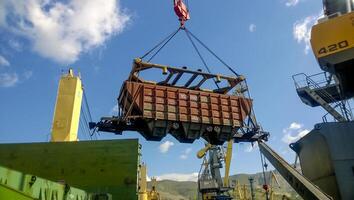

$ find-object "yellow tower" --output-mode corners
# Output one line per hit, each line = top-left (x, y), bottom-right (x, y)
(148, 178), (160, 200)
(139, 163), (148, 200)
(51, 69), (83, 142)
(223, 139), (233, 187)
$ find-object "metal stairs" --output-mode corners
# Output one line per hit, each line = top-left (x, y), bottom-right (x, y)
(293, 72), (352, 122)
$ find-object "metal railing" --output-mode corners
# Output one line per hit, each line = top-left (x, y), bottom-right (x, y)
(292, 72), (334, 89)
(292, 72), (353, 122)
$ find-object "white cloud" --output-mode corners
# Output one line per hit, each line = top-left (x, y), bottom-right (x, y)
(0, 1), (5, 26)
(282, 122), (310, 144)
(23, 71), (33, 80)
(146, 174), (152, 182)
(289, 122), (302, 130)
(8, 40), (22, 51)
(185, 148), (192, 154)
(155, 172), (198, 182)
(293, 12), (323, 54)
(282, 129), (310, 144)
(249, 24), (256, 32)
(0, 72), (19, 87)
(110, 104), (119, 115)
(180, 147), (192, 159)
(0, 0), (130, 64)
(286, 0), (300, 7)
(245, 143), (258, 153)
(0, 55), (10, 67)
(159, 141), (174, 153)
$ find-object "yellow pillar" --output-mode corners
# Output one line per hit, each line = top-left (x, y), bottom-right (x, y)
(51, 69), (83, 142)
(223, 139), (233, 187)
(139, 164), (148, 200)
(149, 178), (160, 200)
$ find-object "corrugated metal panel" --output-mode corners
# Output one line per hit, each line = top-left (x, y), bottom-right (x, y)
(118, 81), (252, 144)
(0, 165), (92, 200)
(121, 81), (251, 126)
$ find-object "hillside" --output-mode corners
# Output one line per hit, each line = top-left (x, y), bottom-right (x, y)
(148, 180), (197, 200)
(147, 171), (302, 200)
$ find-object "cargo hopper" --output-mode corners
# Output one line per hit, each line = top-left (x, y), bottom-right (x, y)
(93, 58), (267, 145)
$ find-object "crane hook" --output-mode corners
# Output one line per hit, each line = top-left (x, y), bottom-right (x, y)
(173, 0), (190, 27)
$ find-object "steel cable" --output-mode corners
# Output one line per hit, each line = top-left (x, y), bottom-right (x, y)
(184, 28), (240, 77)
(147, 28), (182, 62)
(140, 27), (181, 61)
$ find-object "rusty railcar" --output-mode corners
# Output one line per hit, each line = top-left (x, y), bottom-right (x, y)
(119, 80), (252, 143)
(100, 58), (250, 144)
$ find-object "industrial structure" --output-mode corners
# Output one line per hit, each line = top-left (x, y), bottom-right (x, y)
(0, 0), (353, 199)
(51, 69), (83, 142)
(138, 164), (160, 200)
(93, 58), (265, 145)
(259, 1), (354, 200)
(0, 70), (140, 200)
(196, 141), (234, 199)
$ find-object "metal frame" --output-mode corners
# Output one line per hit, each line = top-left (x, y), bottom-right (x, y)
(130, 58), (245, 94)
(292, 72), (353, 122)
(91, 59), (269, 144)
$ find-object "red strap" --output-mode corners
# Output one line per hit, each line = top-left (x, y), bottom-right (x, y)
(174, 0), (190, 27)
(263, 184), (269, 191)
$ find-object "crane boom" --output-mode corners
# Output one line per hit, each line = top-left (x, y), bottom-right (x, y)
(197, 144), (212, 159)
(258, 141), (333, 200)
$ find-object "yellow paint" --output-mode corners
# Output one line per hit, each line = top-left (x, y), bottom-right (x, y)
(233, 181), (247, 200)
(311, 12), (354, 58)
(138, 164), (160, 200)
(269, 171), (281, 200)
(51, 69), (83, 142)
(138, 164), (148, 200)
(197, 143), (212, 159)
(223, 139), (233, 187)
(148, 178), (160, 200)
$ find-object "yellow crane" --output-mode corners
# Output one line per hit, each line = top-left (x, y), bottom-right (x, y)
(139, 163), (149, 200)
(148, 178), (160, 200)
(261, 171), (281, 200)
(51, 69), (83, 142)
(233, 181), (250, 200)
(138, 163), (160, 200)
(196, 139), (234, 199)
(223, 139), (233, 188)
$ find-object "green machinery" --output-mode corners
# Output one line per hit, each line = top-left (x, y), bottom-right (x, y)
(0, 70), (140, 200)
(0, 139), (140, 199)
(0, 165), (108, 200)
(0, 139), (140, 200)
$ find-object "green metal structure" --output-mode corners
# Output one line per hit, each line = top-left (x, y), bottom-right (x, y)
(0, 139), (140, 200)
(0, 165), (99, 200)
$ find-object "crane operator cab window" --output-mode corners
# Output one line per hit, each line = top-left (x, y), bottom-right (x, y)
(323, 0), (354, 16)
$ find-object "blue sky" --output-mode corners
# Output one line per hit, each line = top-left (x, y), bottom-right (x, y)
(0, 0), (328, 180)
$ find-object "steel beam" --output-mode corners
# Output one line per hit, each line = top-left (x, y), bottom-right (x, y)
(258, 142), (333, 200)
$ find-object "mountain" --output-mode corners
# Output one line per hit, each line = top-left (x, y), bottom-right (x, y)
(147, 170), (303, 200)
(147, 180), (197, 200)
